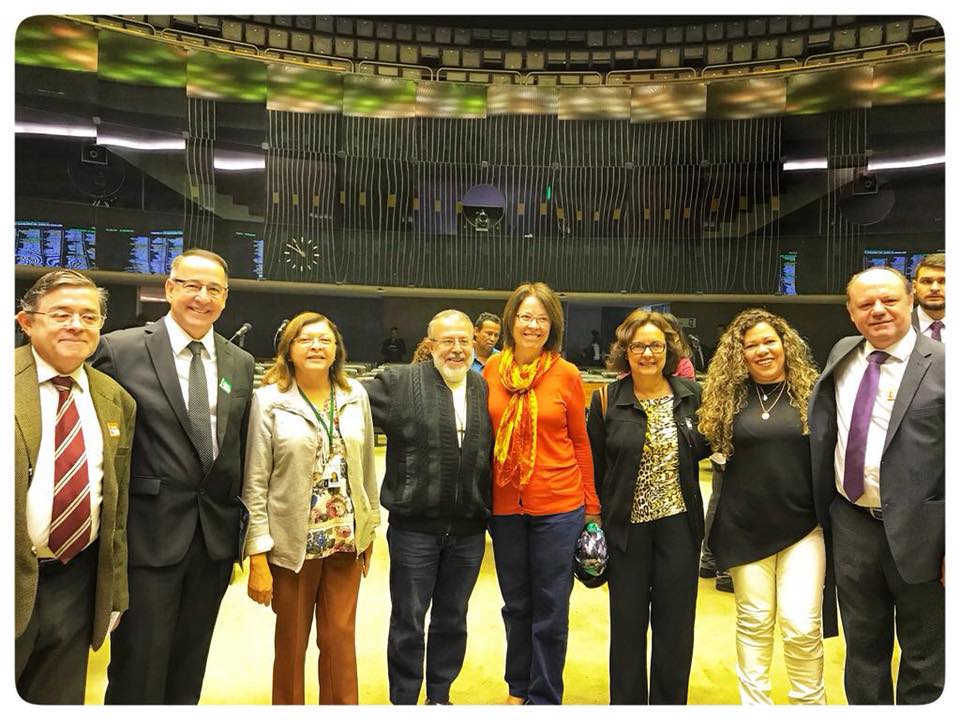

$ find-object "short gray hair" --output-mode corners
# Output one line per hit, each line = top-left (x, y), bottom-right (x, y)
(427, 310), (473, 338)
(170, 248), (230, 278)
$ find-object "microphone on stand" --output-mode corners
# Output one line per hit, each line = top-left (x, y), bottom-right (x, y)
(273, 319), (290, 352)
(229, 322), (252, 347)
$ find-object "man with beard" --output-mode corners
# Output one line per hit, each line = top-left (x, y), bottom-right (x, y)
(471, 312), (501, 373)
(911, 253), (945, 343)
(363, 310), (493, 705)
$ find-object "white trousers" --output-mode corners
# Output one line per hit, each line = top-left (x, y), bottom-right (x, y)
(728, 525), (827, 705)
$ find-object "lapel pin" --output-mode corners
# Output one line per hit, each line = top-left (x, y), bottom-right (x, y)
(106, 421), (121, 437)
(219, 378), (232, 394)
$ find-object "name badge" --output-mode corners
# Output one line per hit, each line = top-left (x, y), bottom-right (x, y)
(219, 378), (232, 394)
(107, 421), (121, 437)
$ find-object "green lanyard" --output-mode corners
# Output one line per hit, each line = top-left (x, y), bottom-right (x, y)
(298, 385), (336, 448)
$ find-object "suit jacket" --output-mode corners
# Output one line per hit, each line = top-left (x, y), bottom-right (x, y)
(808, 333), (945, 584)
(910, 306), (921, 333)
(14, 345), (136, 650)
(91, 321), (254, 567)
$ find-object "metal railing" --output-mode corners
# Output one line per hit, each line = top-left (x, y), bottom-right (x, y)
(359, 60), (433, 80)
(436, 67), (521, 84)
(262, 47), (353, 72)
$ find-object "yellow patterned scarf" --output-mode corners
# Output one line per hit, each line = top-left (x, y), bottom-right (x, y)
(493, 348), (559, 490)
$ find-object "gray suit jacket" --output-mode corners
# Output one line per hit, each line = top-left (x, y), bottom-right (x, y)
(91, 320), (254, 567)
(808, 333), (945, 584)
(14, 345), (136, 650)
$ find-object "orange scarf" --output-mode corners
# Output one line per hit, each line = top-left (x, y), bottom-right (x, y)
(493, 348), (558, 490)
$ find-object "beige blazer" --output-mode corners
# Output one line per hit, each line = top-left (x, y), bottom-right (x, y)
(14, 344), (136, 650)
(242, 378), (381, 572)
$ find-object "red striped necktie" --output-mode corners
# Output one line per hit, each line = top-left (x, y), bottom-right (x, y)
(49, 375), (92, 563)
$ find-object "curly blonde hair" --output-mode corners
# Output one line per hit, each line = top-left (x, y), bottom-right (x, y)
(697, 308), (819, 457)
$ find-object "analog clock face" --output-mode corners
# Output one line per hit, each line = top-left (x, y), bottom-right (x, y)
(283, 236), (319, 272)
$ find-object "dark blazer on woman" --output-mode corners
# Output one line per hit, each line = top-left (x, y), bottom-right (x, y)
(586, 375), (711, 553)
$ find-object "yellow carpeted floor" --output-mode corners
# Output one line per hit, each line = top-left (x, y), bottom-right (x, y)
(83, 456), (867, 705)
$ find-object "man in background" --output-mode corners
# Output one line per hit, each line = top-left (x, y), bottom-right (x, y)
(911, 252), (945, 343)
(471, 312), (501, 373)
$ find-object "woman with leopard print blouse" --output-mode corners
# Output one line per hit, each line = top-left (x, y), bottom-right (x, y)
(586, 310), (710, 704)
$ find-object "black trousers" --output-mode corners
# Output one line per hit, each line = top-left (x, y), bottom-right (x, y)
(15, 543), (98, 704)
(830, 497), (944, 704)
(607, 513), (700, 705)
(104, 528), (233, 704)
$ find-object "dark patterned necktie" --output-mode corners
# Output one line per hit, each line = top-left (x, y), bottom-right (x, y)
(188, 341), (214, 469)
(929, 320), (943, 342)
(49, 376), (92, 563)
(842, 350), (889, 502)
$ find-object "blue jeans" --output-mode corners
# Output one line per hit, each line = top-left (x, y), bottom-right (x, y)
(386, 526), (486, 704)
(488, 507), (585, 705)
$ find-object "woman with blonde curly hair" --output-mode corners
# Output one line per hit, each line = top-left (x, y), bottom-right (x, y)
(698, 308), (835, 705)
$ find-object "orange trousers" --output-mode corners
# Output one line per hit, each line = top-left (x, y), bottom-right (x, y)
(270, 552), (362, 704)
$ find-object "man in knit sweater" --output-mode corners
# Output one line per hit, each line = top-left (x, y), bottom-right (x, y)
(363, 310), (493, 705)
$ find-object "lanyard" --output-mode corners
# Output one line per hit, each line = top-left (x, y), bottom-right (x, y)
(299, 385), (336, 448)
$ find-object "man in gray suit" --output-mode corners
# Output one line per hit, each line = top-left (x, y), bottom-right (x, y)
(91, 249), (255, 704)
(809, 265), (944, 704)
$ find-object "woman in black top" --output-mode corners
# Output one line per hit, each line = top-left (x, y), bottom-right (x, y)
(587, 310), (710, 704)
(698, 309), (834, 704)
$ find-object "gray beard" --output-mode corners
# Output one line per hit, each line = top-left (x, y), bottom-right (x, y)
(433, 351), (473, 384)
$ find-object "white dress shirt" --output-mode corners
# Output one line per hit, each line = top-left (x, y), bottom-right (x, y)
(833, 328), (917, 508)
(917, 306), (946, 343)
(164, 313), (220, 459)
(27, 348), (105, 558)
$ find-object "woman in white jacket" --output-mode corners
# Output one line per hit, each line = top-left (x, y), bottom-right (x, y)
(242, 311), (380, 704)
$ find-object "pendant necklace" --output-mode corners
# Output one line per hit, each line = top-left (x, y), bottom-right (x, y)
(755, 381), (786, 420)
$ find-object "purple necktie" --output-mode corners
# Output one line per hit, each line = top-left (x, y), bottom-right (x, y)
(929, 320), (943, 342)
(843, 350), (890, 502)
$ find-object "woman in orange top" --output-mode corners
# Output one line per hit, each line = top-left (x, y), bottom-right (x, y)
(483, 281), (599, 705)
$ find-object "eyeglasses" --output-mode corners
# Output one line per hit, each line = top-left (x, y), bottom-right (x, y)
(516, 313), (550, 326)
(294, 336), (336, 348)
(171, 279), (228, 300)
(431, 337), (473, 350)
(28, 310), (106, 329)
(628, 341), (666, 355)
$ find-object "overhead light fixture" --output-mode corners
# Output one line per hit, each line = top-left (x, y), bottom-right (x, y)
(15, 121), (95, 138)
(783, 155), (945, 172)
(97, 133), (186, 151)
(213, 152), (265, 171)
(868, 154), (945, 171)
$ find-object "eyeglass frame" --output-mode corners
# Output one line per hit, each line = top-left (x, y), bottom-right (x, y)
(430, 336), (474, 350)
(26, 310), (106, 329)
(170, 278), (229, 300)
(627, 341), (667, 356)
(292, 335), (337, 348)
(515, 313), (551, 327)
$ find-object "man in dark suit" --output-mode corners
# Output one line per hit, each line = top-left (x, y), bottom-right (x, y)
(910, 252), (945, 343)
(809, 265), (944, 704)
(92, 249), (255, 704)
(15, 270), (136, 704)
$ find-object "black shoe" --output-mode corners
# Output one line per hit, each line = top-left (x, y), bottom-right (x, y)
(426, 699), (452, 705)
(715, 572), (734, 593)
(699, 564), (717, 579)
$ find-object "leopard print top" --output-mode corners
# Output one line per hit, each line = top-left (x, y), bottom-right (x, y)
(630, 396), (686, 524)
